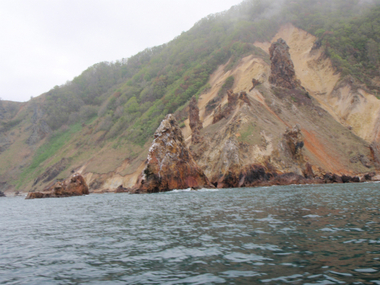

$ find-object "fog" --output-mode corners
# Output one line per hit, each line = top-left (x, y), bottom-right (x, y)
(0, 0), (243, 102)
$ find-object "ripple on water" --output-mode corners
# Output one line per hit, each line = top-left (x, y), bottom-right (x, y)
(1, 183), (380, 284)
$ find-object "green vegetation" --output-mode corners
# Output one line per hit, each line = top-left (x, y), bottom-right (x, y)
(42, 0), (380, 145)
(15, 0), (380, 187)
(283, 0), (380, 93)
(16, 123), (83, 188)
(238, 123), (256, 144)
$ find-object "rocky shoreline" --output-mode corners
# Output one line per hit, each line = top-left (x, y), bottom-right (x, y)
(24, 38), (380, 198)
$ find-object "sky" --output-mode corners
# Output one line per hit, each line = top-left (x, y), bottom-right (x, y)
(0, 0), (244, 102)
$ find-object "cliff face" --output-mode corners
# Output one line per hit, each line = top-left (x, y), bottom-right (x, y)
(131, 114), (211, 193)
(269, 38), (301, 89)
(4, 24), (380, 196)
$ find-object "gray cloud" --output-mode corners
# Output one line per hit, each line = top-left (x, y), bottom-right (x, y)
(0, 0), (242, 102)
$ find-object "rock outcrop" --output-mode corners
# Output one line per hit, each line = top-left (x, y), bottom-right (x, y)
(26, 173), (89, 199)
(0, 191), (5, 197)
(249, 78), (260, 91)
(269, 38), (301, 89)
(26, 104), (51, 145)
(189, 97), (203, 144)
(212, 90), (251, 124)
(284, 125), (304, 163)
(132, 114), (211, 193)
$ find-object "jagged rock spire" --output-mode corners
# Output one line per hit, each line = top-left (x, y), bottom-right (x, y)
(132, 114), (211, 193)
(269, 38), (301, 89)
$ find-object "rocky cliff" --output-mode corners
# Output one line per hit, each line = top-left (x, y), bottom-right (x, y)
(4, 23), (380, 196)
(131, 114), (211, 193)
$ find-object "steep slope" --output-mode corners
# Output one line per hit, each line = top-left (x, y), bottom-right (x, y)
(255, 23), (380, 145)
(2, 0), (380, 195)
(184, 40), (372, 188)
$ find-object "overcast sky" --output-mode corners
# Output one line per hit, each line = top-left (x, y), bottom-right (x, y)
(0, 0), (243, 102)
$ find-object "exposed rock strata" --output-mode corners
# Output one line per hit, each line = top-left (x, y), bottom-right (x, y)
(269, 38), (301, 89)
(26, 173), (89, 199)
(131, 114), (211, 193)
(189, 97), (203, 144)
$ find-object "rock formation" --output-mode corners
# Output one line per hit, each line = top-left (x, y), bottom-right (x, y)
(249, 78), (260, 91)
(212, 90), (251, 124)
(284, 125), (304, 163)
(132, 114), (211, 193)
(269, 38), (301, 89)
(26, 104), (51, 145)
(26, 173), (89, 199)
(189, 97), (203, 144)
(0, 191), (5, 197)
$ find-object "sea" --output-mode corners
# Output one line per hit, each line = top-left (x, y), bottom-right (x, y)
(0, 183), (379, 284)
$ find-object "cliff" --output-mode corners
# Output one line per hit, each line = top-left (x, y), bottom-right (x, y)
(2, 19), (380, 195)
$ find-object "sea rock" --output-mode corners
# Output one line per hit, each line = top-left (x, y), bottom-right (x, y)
(189, 97), (203, 144)
(26, 173), (89, 199)
(0, 191), (5, 197)
(341, 175), (360, 183)
(364, 172), (376, 181)
(323, 173), (343, 183)
(269, 38), (301, 89)
(132, 114), (211, 193)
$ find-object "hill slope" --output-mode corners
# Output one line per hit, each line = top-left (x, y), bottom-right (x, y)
(1, 0), (380, 194)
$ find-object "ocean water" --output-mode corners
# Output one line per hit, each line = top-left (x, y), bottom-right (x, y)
(0, 183), (380, 284)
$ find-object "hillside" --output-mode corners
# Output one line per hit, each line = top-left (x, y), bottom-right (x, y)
(1, 0), (380, 194)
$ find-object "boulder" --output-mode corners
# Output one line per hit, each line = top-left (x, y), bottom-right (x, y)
(0, 191), (5, 197)
(269, 38), (301, 89)
(26, 173), (89, 199)
(132, 114), (212, 193)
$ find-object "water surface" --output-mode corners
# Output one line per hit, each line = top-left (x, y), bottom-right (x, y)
(1, 183), (380, 284)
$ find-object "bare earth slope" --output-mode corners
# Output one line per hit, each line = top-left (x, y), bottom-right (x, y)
(254, 23), (380, 145)
(1, 23), (380, 195)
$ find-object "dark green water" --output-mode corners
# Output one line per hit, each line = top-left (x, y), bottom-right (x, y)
(1, 183), (380, 284)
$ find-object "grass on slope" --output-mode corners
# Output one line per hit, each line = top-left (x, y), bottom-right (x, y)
(16, 123), (83, 189)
